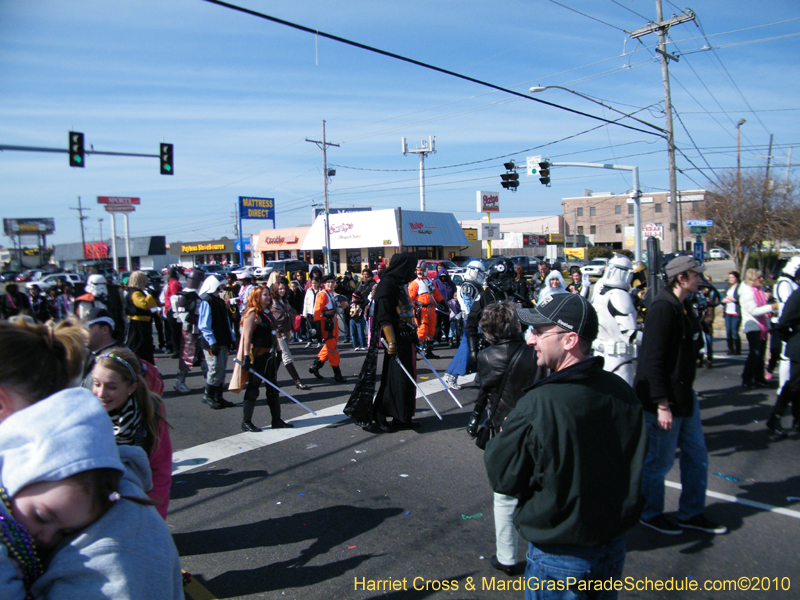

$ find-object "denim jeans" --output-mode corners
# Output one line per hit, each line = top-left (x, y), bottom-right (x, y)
(349, 316), (366, 348)
(640, 392), (708, 521)
(524, 535), (626, 600)
(723, 313), (740, 341)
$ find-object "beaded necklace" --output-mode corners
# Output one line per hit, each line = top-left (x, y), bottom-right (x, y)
(0, 485), (43, 599)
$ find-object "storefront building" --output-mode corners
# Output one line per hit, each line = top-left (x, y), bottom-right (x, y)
(301, 208), (471, 274)
(169, 237), (251, 269)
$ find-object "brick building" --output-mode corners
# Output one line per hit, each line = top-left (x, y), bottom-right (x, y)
(562, 189), (709, 253)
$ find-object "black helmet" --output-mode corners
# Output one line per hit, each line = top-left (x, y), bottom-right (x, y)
(185, 268), (204, 289)
(486, 257), (515, 282)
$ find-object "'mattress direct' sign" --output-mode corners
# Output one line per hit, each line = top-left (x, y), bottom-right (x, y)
(239, 196), (275, 220)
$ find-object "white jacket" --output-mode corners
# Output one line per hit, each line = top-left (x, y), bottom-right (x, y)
(303, 287), (319, 317)
(738, 283), (773, 334)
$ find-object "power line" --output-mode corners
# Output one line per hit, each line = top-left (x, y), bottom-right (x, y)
(547, 0), (628, 32)
(202, 0), (665, 139)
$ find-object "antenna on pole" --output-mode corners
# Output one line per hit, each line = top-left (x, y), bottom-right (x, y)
(402, 136), (436, 211)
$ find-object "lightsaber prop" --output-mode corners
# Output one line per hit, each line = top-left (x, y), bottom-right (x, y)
(415, 345), (462, 408)
(234, 358), (317, 416)
(381, 340), (442, 420)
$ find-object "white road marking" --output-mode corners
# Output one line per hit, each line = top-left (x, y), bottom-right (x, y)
(171, 373), (475, 476)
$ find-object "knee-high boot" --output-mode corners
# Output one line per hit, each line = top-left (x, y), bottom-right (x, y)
(214, 384), (236, 408)
(726, 336), (734, 356)
(332, 365), (346, 383)
(242, 398), (261, 432)
(286, 362), (309, 389)
(268, 395), (293, 428)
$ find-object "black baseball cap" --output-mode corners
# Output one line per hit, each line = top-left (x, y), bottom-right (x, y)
(516, 293), (599, 341)
(83, 307), (116, 330)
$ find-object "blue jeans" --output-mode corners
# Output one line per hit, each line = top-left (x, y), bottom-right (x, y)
(524, 535), (626, 600)
(349, 316), (366, 348)
(640, 392), (708, 521)
(724, 313), (740, 341)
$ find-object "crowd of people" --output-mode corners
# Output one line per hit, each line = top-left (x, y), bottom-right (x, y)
(3, 249), (800, 599)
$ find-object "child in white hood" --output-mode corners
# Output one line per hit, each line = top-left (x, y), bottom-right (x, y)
(0, 319), (183, 600)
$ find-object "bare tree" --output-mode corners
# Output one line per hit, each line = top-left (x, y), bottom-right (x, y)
(704, 169), (800, 272)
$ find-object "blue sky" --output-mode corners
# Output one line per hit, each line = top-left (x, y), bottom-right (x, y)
(2, 0), (799, 248)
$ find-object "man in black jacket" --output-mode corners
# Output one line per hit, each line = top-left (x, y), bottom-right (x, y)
(198, 275), (236, 409)
(634, 255), (727, 536)
(767, 285), (800, 434)
(484, 293), (647, 593)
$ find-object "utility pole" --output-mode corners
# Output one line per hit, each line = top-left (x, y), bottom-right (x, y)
(69, 196), (90, 259)
(629, 2), (695, 253)
(306, 120), (340, 275)
(402, 136), (437, 211)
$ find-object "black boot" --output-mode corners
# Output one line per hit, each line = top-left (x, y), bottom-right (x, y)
(286, 362), (309, 389)
(374, 409), (393, 432)
(726, 337), (734, 356)
(466, 406), (485, 438)
(203, 384), (224, 409)
(242, 399), (261, 432)
(332, 365), (346, 383)
(214, 384), (236, 408)
(309, 358), (325, 379)
(766, 414), (787, 437)
(734, 338), (742, 355)
(268, 396), (294, 429)
(424, 340), (440, 359)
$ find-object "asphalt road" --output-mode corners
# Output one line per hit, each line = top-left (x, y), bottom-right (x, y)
(162, 323), (800, 600)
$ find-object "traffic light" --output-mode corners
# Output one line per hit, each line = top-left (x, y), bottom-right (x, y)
(501, 161), (519, 191)
(160, 143), (174, 175)
(69, 131), (84, 167)
(538, 161), (551, 186)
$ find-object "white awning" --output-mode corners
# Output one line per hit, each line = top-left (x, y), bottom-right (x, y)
(301, 209), (399, 250)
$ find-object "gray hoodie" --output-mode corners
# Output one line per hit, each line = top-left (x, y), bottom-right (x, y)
(0, 387), (182, 599)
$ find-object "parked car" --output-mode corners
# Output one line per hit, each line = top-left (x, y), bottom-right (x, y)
(580, 258), (610, 278)
(780, 246), (800, 255)
(416, 259), (459, 279)
(15, 269), (48, 283)
(25, 272), (84, 292)
(506, 255), (540, 276)
(197, 264), (228, 275)
(254, 260), (310, 280)
(708, 248), (726, 260)
(0, 271), (20, 283)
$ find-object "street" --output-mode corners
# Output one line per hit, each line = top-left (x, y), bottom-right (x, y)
(164, 319), (800, 599)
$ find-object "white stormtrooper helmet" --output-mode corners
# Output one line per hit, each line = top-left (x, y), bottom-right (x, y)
(782, 256), (800, 280)
(600, 254), (634, 291)
(464, 259), (486, 286)
(85, 274), (108, 297)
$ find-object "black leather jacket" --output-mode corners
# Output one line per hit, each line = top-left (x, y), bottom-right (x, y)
(476, 336), (545, 430)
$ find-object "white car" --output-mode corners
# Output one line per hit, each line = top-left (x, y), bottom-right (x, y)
(708, 248), (726, 260)
(26, 272), (84, 291)
(780, 246), (800, 255)
(580, 259), (609, 278)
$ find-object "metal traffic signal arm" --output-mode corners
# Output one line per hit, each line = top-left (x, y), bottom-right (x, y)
(0, 133), (174, 175)
(550, 161), (643, 262)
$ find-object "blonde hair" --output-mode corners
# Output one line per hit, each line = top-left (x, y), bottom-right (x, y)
(0, 318), (88, 402)
(128, 271), (149, 290)
(744, 268), (762, 286)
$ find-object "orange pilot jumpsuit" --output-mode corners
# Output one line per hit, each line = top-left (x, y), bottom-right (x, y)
(408, 276), (444, 343)
(314, 289), (340, 367)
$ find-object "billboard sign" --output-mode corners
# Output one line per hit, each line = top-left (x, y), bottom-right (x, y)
(239, 196), (275, 220)
(105, 205), (135, 213)
(97, 196), (140, 205)
(476, 191), (499, 213)
(3, 218), (55, 235)
(642, 223), (664, 240)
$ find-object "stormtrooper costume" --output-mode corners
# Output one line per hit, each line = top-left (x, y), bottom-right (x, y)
(591, 254), (638, 386)
(75, 274), (125, 342)
(773, 256), (800, 394)
(444, 260), (485, 390)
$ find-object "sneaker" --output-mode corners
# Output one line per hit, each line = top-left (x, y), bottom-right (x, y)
(640, 515), (682, 535)
(444, 375), (461, 391)
(173, 380), (191, 394)
(676, 514), (727, 534)
(305, 342), (312, 348)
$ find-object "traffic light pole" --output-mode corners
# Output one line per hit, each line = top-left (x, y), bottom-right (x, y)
(551, 162), (642, 261)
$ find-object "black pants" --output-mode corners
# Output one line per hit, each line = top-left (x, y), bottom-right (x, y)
(243, 350), (281, 424)
(167, 311), (183, 356)
(742, 330), (767, 384)
(773, 359), (800, 421)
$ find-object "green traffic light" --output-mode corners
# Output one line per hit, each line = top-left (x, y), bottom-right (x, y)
(165, 164), (171, 172)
